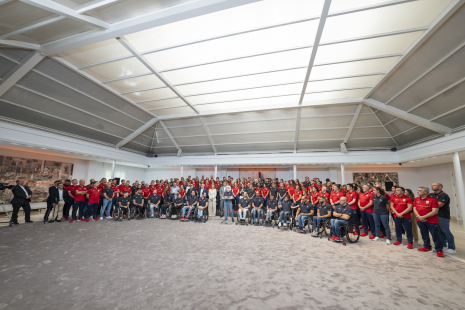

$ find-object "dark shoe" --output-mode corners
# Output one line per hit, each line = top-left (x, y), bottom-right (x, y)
(25, 220), (34, 223)
(56, 220), (62, 223)
(203, 219), (206, 223)
(48, 220), (54, 223)
(231, 219), (234, 223)
(12, 221), (19, 225)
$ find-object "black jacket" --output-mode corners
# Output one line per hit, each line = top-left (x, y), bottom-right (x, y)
(49, 187), (70, 204)
(11, 185), (32, 205)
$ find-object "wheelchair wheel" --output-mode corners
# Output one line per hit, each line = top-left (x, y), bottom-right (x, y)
(346, 223), (360, 243)
(324, 219), (331, 236)
(306, 219), (313, 233)
(129, 207), (135, 219)
(204, 211), (209, 222)
(113, 208), (121, 221)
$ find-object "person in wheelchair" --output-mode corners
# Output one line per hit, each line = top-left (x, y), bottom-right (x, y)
(295, 196), (314, 232)
(278, 195), (292, 227)
(264, 195), (278, 226)
(251, 190), (264, 225)
(237, 192), (251, 223)
(132, 188), (145, 220)
(330, 197), (353, 242)
(181, 190), (198, 221)
(311, 196), (332, 236)
(160, 192), (174, 219)
(118, 192), (131, 221)
(171, 194), (185, 219)
(148, 191), (160, 217)
(195, 192), (209, 223)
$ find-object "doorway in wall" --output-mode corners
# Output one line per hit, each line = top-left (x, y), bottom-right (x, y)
(239, 168), (276, 180)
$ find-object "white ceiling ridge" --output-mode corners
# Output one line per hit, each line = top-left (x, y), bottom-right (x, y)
(368, 105), (399, 146)
(343, 104), (363, 144)
(0, 39), (40, 50)
(115, 118), (158, 149)
(40, 0), (262, 56)
(20, 0), (110, 29)
(364, 0), (465, 99)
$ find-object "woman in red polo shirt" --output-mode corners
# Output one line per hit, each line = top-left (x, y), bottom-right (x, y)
(178, 185), (186, 199)
(293, 185), (302, 203)
(310, 186), (319, 205)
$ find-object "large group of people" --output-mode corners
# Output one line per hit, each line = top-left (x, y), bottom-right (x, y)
(9, 175), (456, 257)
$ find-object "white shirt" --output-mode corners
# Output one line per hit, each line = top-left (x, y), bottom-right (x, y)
(58, 188), (64, 200)
(19, 185), (29, 197)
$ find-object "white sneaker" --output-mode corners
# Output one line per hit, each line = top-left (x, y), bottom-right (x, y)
(447, 249), (457, 254)
(283, 223), (287, 227)
(373, 237), (380, 241)
(100, 217), (103, 220)
(108, 216), (112, 219)
(386, 239), (391, 245)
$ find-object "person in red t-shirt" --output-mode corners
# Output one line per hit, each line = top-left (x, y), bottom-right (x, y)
(72, 179), (88, 223)
(330, 184), (345, 208)
(358, 185), (375, 239)
(141, 184), (152, 201)
(310, 186), (319, 206)
(414, 187), (444, 257)
(292, 185), (302, 203)
(345, 184), (359, 229)
(86, 182), (101, 221)
(390, 187), (413, 248)
(318, 187), (330, 202)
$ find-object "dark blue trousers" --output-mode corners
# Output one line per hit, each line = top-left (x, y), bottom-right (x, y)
(394, 217), (413, 244)
(418, 221), (443, 252)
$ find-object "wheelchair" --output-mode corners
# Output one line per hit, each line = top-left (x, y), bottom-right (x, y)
(235, 208), (252, 226)
(263, 210), (278, 228)
(113, 206), (131, 221)
(310, 217), (331, 238)
(327, 220), (360, 246)
(295, 216), (313, 234)
(277, 211), (295, 231)
(150, 204), (160, 218)
(194, 207), (209, 223)
(135, 205), (147, 220)
(181, 205), (197, 221)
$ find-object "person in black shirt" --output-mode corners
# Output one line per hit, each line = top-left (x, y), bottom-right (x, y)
(430, 183), (455, 253)
(372, 187), (391, 244)
(269, 183), (278, 201)
(119, 192), (130, 221)
(311, 196), (332, 236)
(296, 196), (314, 232)
(278, 196), (292, 227)
(133, 189), (145, 219)
(264, 195), (278, 224)
(182, 191), (198, 221)
(171, 195), (185, 219)
(245, 184), (255, 200)
(251, 191), (264, 225)
(195, 192), (209, 223)
(238, 192), (251, 222)
(101, 182), (114, 220)
(278, 183), (287, 205)
(148, 193), (160, 217)
(161, 193), (174, 219)
(330, 197), (352, 242)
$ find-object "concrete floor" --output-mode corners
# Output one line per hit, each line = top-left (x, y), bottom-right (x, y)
(1, 216), (465, 310)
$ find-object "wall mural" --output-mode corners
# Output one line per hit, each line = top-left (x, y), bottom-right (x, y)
(0, 156), (74, 204)
(239, 168), (276, 180)
(353, 172), (399, 188)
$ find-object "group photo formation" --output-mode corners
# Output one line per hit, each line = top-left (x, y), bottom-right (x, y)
(12, 175), (454, 257)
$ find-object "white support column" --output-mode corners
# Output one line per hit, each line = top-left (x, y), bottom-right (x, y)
(214, 165), (217, 179)
(180, 165), (183, 178)
(293, 165), (297, 181)
(340, 163), (345, 185)
(111, 160), (116, 179)
(452, 152), (465, 222)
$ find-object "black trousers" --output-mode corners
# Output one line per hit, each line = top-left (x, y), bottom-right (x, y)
(12, 201), (31, 222)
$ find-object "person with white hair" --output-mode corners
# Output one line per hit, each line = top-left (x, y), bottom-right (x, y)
(222, 185), (234, 223)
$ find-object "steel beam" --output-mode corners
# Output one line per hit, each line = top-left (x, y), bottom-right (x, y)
(159, 120), (182, 152)
(0, 51), (43, 98)
(116, 118), (158, 149)
(363, 98), (452, 135)
(20, 0), (110, 29)
(0, 39), (39, 50)
(343, 104), (363, 143)
(199, 117), (217, 155)
(368, 106), (399, 146)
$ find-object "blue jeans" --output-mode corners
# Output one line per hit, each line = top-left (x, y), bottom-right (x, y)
(373, 213), (391, 239)
(361, 211), (375, 235)
(313, 217), (327, 231)
(252, 208), (262, 222)
(87, 203), (99, 219)
(100, 199), (112, 217)
(279, 211), (290, 223)
(438, 217), (455, 250)
(182, 206), (195, 218)
(394, 217), (413, 244)
(197, 209), (204, 218)
(149, 204), (159, 216)
(160, 204), (169, 215)
(418, 221), (443, 252)
(297, 215), (309, 227)
(331, 219), (348, 236)
(73, 200), (85, 220)
(224, 200), (233, 220)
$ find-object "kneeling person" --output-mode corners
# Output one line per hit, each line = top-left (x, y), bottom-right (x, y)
(330, 197), (352, 241)
(195, 192), (209, 223)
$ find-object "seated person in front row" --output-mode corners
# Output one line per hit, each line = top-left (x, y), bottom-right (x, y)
(119, 192), (130, 220)
(148, 192), (160, 217)
(295, 196), (314, 232)
(311, 196), (332, 236)
(181, 191), (198, 220)
(278, 196), (292, 227)
(330, 197), (352, 241)
(195, 192), (209, 223)
(238, 193), (251, 222)
(171, 195), (185, 219)
(251, 191), (264, 225)
(160, 193), (174, 219)
(133, 188), (145, 219)
(265, 195), (278, 223)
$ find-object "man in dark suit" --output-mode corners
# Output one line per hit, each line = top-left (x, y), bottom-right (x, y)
(198, 183), (209, 199)
(44, 181), (59, 223)
(11, 179), (34, 224)
(47, 182), (69, 222)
